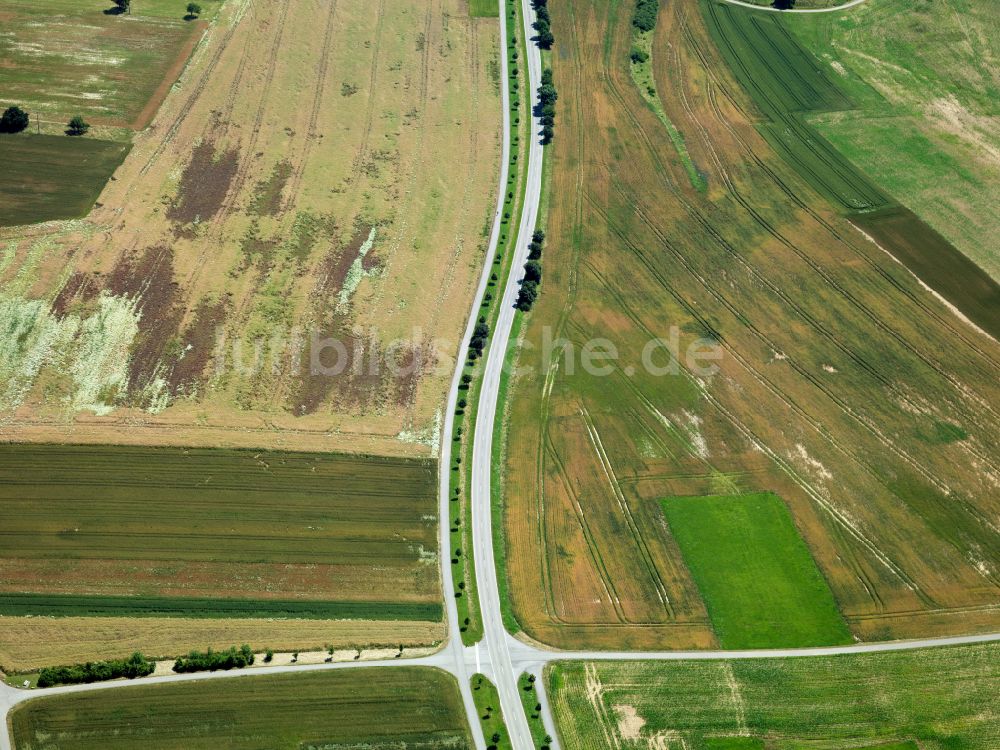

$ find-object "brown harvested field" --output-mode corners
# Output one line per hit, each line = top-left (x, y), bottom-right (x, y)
(0, 616), (443, 673)
(499, 0), (1000, 649)
(0, 0), (501, 458)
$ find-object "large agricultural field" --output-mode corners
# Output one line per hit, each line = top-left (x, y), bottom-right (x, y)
(0, 0), (501, 457)
(499, 0), (1000, 650)
(546, 643), (1000, 749)
(0, 0), (218, 226)
(700, 0), (1000, 339)
(9, 667), (472, 749)
(0, 0), (218, 130)
(784, 0), (1000, 283)
(0, 444), (443, 671)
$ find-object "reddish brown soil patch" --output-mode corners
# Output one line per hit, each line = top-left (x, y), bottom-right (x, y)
(251, 160), (294, 216)
(311, 223), (373, 300)
(165, 296), (230, 396)
(361, 248), (384, 273)
(239, 220), (281, 271)
(51, 272), (100, 319)
(289, 319), (432, 416)
(106, 245), (184, 401)
(167, 140), (239, 226)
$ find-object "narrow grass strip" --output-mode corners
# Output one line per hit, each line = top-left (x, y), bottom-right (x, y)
(0, 593), (442, 622)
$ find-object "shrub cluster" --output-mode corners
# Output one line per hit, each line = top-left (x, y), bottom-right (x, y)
(37, 652), (154, 688)
(468, 318), (491, 361)
(173, 645), (255, 673)
(632, 0), (659, 32)
(531, 0), (554, 49)
(538, 69), (557, 144)
(516, 230), (546, 311)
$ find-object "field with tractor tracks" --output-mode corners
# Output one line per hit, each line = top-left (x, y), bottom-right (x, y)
(0, 0), (501, 457)
(701, 0), (1000, 339)
(499, 0), (1000, 650)
(547, 643), (1000, 750)
(0, 444), (443, 670)
(784, 0), (1000, 283)
(9, 667), (472, 750)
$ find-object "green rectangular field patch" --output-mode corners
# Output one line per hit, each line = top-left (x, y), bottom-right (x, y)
(468, 0), (499, 17)
(661, 492), (852, 648)
(0, 443), (441, 616)
(705, 739), (764, 750)
(0, 593), (441, 622)
(0, 134), (129, 226)
(10, 667), (472, 750)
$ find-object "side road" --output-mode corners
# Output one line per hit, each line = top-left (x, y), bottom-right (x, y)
(718, 0), (869, 13)
(4, 629), (999, 749)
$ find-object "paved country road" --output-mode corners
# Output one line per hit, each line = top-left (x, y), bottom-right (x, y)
(2, 0), (999, 749)
(466, 0), (548, 745)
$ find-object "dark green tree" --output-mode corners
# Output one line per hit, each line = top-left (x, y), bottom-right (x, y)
(67, 115), (90, 135)
(632, 0), (659, 32)
(524, 260), (542, 284)
(515, 280), (538, 311)
(0, 106), (29, 134)
(533, 19), (554, 49)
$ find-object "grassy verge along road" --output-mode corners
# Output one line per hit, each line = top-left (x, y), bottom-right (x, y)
(451, 0), (533, 646)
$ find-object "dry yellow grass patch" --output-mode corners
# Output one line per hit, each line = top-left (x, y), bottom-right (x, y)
(0, 0), (501, 457)
(0, 616), (444, 672)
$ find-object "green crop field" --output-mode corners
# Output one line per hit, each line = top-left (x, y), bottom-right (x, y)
(0, 593), (440, 621)
(662, 493), (852, 648)
(0, 444), (440, 616)
(701, 0), (888, 213)
(701, 0), (1000, 334)
(468, 0), (499, 17)
(783, 0), (1000, 282)
(0, 0), (211, 127)
(547, 643), (1000, 749)
(0, 135), (130, 226)
(9, 667), (472, 750)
